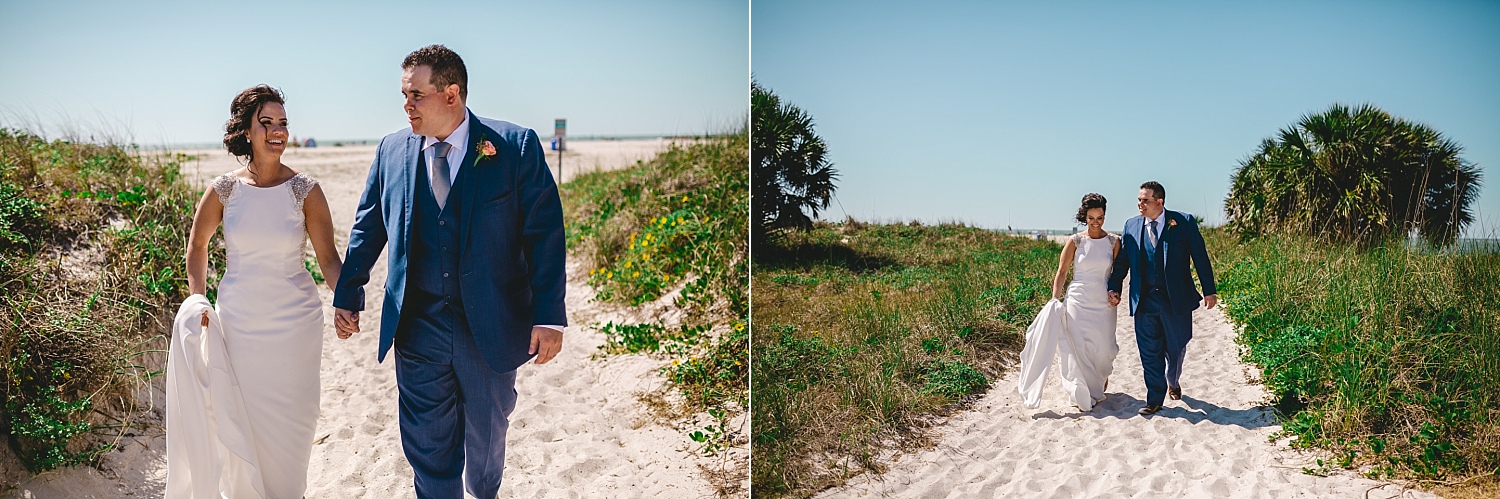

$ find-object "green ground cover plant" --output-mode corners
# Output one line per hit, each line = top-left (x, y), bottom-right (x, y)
(1206, 228), (1499, 487)
(560, 133), (748, 488)
(0, 129), (215, 471)
(751, 220), (1057, 497)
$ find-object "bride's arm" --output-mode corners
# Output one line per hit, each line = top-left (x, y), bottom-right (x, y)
(302, 184), (342, 291)
(186, 187), (224, 296)
(1051, 237), (1076, 300)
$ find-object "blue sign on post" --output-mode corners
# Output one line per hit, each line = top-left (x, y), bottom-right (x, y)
(554, 118), (566, 182)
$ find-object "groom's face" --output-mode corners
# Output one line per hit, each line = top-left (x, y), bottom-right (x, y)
(402, 65), (464, 139)
(1137, 188), (1164, 218)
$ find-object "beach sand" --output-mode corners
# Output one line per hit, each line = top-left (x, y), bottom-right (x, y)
(814, 275), (1439, 499)
(2, 138), (743, 498)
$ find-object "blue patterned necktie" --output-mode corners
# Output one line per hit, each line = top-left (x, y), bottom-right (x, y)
(430, 141), (452, 210)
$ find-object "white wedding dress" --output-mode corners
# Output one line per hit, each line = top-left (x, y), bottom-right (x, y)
(167, 172), (323, 499)
(1017, 232), (1120, 411)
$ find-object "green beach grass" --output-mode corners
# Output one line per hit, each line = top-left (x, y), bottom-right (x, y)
(1205, 227), (1500, 491)
(0, 129), (209, 472)
(751, 220), (1057, 497)
(559, 132), (748, 491)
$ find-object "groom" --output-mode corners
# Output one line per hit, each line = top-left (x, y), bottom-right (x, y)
(333, 45), (567, 498)
(1107, 181), (1216, 416)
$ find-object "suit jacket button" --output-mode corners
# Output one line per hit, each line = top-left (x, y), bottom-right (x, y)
(443, 272), (450, 277)
(439, 220), (446, 226)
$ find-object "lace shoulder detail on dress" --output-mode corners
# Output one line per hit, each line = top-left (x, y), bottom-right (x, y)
(211, 173), (237, 205)
(288, 173), (318, 211)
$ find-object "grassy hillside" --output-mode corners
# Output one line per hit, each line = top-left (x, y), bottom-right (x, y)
(560, 133), (748, 466)
(0, 129), (207, 471)
(751, 221), (1057, 497)
(1206, 228), (1499, 490)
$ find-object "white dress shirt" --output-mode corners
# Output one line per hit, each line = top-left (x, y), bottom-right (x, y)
(1144, 210), (1166, 247)
(422, 111), (563, 334)
(421, 112), (470, 186)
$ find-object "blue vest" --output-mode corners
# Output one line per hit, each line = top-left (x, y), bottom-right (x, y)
(401, 154), (469, 340)
(1143, 219), (1166, 290)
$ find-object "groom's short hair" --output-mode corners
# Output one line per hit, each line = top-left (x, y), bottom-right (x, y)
(403, 44), (468, 101)
(1140, 181), (1165, 200)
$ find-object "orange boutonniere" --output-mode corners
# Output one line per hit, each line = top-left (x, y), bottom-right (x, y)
(476, 139), (496, 162)
(1168, 219), (1178, 229)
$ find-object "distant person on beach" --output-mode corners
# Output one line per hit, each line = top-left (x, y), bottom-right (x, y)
(1017, 193), (1121, 412)
(169, 84), (344, 498)
(1107, 181), (1217, 416)
(332, 45), (568, 498)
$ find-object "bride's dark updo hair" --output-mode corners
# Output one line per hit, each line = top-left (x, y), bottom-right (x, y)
(223, 85), (285, 160)
(1075, 193), (1107, 224)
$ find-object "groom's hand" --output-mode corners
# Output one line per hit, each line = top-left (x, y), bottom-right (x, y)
(334, 308), (360, 339)
(1108, 291), (1121, 307)
(529, 326), (563, 365)
(1204, 294), (1218, 309)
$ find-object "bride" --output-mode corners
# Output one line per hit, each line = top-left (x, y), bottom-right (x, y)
(1017, 193), (1120, 412)
(168, 85), (342, 498)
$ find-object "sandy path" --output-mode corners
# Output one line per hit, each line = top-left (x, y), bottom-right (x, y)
(5, 139), (737, 498)
(815, 278), (1436, 499)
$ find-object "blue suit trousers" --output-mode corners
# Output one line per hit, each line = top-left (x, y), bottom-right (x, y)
(1133, 287), (1192, 406)
(395, 304), (518, 499)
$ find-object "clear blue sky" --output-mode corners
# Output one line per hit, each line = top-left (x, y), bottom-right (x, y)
(0, 0), (747, 145)
(753, 0), (1500, 237)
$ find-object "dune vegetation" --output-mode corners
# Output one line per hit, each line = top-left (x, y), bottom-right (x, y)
(0, 129), (208, 472)
(559, 132), (749, 493)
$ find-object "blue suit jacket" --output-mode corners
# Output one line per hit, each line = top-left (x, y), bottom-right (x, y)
(333, 112), (568, 373)
(1107, 210), (1216, 316)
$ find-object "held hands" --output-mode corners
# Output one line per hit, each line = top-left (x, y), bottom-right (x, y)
(529, 326), (563, 364)
(334, 308), (360, 339)
(1097, 292), (1214, 308)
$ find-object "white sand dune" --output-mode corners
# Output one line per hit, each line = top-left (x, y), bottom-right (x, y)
(3, 139), (740, 498)
(815, 279), (1437, 499)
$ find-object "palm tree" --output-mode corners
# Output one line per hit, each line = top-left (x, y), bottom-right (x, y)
(1225, 103), (1482, 246)
(752, 80), (837, 248)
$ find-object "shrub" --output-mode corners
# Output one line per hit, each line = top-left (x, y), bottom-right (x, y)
(0, 129), (208, 471)
(751, 81), (837, 248)
(1225, 103), (1482, 246)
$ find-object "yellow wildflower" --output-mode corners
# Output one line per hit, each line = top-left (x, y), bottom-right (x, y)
(632, 271), (640, 278)
(624, 261), (632, 269)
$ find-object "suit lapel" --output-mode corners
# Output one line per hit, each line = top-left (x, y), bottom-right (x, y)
(1160, 210), (1174, 265)
(1136, 216), (1148, 268)
(459, 113), (487, 252)
(402, 135), (421, 239)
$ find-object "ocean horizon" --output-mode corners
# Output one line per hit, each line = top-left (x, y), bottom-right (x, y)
(137, 133), (699, 152)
